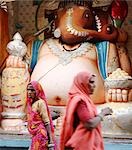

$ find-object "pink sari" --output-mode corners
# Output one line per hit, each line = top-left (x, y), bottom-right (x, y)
(27, 81), (54, 150)
(60, 72), (104, 150)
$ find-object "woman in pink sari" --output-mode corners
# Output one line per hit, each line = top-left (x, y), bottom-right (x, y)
(27, 81), (55, 150)
(60, 72), (113, 150)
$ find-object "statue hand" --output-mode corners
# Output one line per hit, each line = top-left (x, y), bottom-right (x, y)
(101, 107), (113, 117)
(6, 55), (26, 68)
(117, 28), (128, 44)
(106, 88), (131, 102)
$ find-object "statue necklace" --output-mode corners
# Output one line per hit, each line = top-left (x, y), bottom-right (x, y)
(46, 38), (93, 65)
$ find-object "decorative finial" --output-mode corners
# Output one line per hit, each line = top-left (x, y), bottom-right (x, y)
(6, 32), (27, 57)
(13, 32), (23, 41)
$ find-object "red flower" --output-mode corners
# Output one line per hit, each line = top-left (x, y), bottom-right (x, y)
(110, 0), (128, 27)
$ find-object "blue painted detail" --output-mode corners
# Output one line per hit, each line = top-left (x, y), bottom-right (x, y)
(96, 41), (108, 80)
(30, 40), (43, 72)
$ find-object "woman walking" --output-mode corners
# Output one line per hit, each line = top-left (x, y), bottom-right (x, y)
(60, 72), (113, 150)
(27, 81), (55, 150)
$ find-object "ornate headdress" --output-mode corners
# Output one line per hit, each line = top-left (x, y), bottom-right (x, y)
(59, 0), (92, 8)
(92, 0), (113, 7)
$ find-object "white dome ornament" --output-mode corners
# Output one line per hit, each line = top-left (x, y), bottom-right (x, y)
(6, 32), (27, 57)
(54, 28), (61, 38)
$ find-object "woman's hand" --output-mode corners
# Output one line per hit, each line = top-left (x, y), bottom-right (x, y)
(84, 107), (113, 130)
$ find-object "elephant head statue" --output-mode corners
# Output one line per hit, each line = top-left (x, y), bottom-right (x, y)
(31, 0), (127, 45)
(53, 0), (118, 45)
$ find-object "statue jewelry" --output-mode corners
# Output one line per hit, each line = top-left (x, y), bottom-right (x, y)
(46, 38), (94, 65)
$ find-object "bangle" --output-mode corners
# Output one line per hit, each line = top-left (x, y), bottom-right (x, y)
(48, 143), (55, 148)
(97, 114), (104, 121)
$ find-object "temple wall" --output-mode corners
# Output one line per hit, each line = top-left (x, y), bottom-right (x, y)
(7, 1), (37, 39)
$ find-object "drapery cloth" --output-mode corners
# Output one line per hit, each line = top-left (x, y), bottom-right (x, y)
(60, 72), (104, 150)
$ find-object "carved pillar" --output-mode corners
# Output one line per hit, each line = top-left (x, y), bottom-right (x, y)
(1, 33), (30, 132)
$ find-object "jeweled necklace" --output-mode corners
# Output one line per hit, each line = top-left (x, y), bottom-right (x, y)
(46, 38), (93, 65)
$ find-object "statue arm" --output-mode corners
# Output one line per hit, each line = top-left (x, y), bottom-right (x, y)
(106, 43), (132, 102)
(107, 43), (120, 75)
(116, 44), (132, 76)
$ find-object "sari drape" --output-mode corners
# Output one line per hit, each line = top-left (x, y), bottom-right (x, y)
(60, 72), (104, 150)
(27, 81), (54, 150)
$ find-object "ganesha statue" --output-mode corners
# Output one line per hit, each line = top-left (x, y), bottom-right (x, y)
(26, 0), (132, 136)
(1, 32), (30, 132)
(27, 0), (132, 105)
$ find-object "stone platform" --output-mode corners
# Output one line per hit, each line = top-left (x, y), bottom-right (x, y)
(50, 102), (132, 138)
(0, 131), (132, 150)
(97, 102), (132, 138)
(0, 102), (132, 149)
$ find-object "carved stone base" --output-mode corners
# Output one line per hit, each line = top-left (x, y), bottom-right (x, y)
(97, 102), (132, 138)
(49, 103), (132, 138)
(1, 118), (28, 133)
(49, 105), (65, 136)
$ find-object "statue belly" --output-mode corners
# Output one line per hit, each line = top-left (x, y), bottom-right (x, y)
(31, 56), (105, 105)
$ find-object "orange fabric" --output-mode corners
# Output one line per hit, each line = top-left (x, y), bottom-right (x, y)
(76, 100), (91, 122)
(60, 72), (104, 150)
(0, 9), (9, 73)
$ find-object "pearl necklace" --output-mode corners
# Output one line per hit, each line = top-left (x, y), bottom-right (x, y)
(46, 39), (93, 65)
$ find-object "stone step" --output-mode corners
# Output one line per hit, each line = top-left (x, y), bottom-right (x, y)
(0, 134), (132, 150)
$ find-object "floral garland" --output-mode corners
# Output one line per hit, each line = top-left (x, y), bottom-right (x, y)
(47, 39), (94, 65)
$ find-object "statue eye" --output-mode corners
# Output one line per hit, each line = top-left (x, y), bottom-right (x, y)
(102, 6), (108, 12)
(54, 14), (57, 19)
(85, 13), (89, 18)
(83, 10), (90, 19)
(106, 25), (113, 34)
